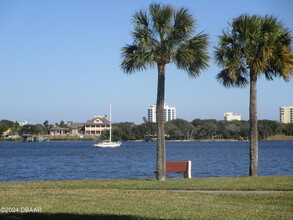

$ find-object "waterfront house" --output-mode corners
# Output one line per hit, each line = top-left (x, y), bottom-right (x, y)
(49, 127), (70, 135)
(49, 116), (110, 136)
(84, 116), (110, 135)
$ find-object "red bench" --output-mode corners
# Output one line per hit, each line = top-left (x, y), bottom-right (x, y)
(166, 161), (192, 178)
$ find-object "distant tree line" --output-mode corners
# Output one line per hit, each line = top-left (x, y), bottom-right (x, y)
(1, 119), (292, 141)
(112, 119), (293, 141)
(0, 120), (66, 137)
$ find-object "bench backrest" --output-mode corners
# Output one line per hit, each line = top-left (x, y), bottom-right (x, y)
(166, 161), (188, 172)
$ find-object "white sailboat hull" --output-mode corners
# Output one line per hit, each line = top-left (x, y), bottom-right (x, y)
(92, 103), (122, 148)
(93, 141), (122, 148)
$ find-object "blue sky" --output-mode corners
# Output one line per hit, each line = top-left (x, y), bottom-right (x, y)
(0, 0), (292, 124)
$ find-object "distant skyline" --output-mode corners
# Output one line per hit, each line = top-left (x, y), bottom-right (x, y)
(1, 0), (292, 124)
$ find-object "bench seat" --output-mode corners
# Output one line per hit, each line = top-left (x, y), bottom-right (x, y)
(166, 161), (192, 178)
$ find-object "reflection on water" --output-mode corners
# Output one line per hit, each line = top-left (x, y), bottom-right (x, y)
(0, 141), (292, 182)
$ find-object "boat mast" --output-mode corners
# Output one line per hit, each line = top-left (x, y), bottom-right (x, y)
(109, 103), (112, 143)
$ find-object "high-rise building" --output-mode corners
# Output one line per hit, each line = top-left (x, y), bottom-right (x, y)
(148, 105), (156, 123)
(148, 103), (176, 122)
(280, 106), (293, 123)
(224, 112), (242, 121)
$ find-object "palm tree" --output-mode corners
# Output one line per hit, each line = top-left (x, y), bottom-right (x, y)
(121, 4), (209, 180)
(214, 14), (292, 176)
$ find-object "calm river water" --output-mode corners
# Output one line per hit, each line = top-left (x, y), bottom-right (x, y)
(0, 141), (292, 182)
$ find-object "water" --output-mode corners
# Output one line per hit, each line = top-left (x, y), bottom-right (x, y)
(0, 141), (292, 182)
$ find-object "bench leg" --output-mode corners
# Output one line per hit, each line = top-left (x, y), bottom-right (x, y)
(183, 160), (192, 178)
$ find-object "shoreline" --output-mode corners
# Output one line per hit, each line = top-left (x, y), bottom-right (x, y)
(1, 138), (292, 142)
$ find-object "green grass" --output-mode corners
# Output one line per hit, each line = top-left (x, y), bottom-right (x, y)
(264, 135), (293, 141)
(1, 176), (292, 220)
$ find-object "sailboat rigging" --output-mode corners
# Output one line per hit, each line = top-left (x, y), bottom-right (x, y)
(92, 103), (122, 148)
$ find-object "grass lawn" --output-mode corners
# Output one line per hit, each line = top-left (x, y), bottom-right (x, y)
(0, 175), (292, 220)
(264, 135), (293, 141)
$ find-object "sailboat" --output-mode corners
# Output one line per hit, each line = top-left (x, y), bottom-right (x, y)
(92, 103), (122, 148)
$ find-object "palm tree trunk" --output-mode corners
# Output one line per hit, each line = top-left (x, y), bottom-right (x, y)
(156, 63), (166, 181)
(249, 72), (258, 177)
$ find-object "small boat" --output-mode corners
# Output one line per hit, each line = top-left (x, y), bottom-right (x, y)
(93, 140), (122, 148)
(93, 103), (122, 148)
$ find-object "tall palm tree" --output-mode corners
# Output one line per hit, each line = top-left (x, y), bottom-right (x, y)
(214, 14), (292, 176)
(121, 4), (209, 180)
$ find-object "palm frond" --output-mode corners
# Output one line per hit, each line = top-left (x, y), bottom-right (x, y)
(216, 68), (248, 88)
(131, 9), (156, 49)
(132, 10), (149, 28)
(150, 3), (173, 40)
(168, 7), (195, 43)
(215, 30), (243, 67)
(174, 33), (210, 77)
(264, 46), (293, 81)
(121, 44), (154, 74)
(132, 26), (156, 49)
